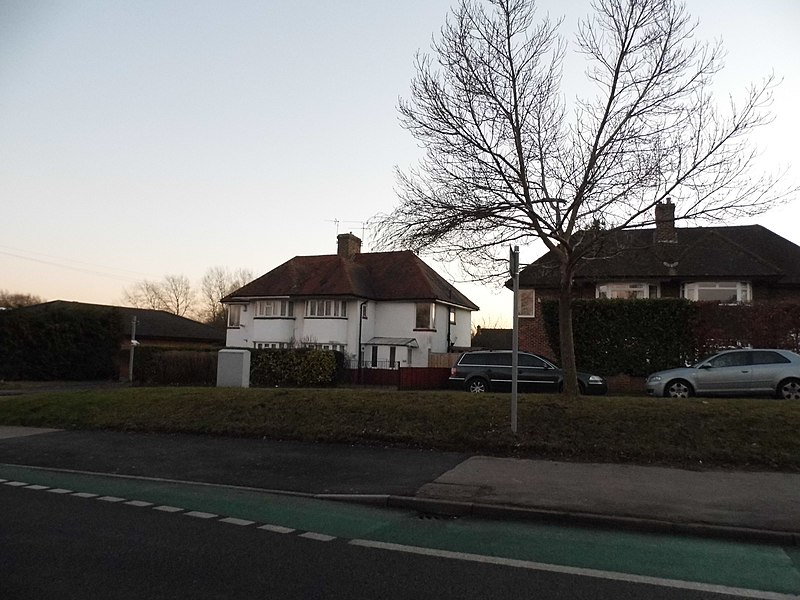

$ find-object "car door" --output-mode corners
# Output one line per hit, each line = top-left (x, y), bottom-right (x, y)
(518, 353), (560, 392)
(748, 350), (791, 393)
(693, 351), (753, 393)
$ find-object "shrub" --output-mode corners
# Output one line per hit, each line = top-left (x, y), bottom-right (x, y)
(250, 348), (341, 387)
(132, 347), (218, 386)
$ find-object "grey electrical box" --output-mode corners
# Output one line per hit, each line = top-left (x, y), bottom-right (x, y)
(216, 349), (251, 388)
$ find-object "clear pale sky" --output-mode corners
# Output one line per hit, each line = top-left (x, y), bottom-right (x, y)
(1, 0), (798, 326)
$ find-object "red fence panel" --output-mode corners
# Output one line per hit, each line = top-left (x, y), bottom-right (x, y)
(398, 367), (451, 390)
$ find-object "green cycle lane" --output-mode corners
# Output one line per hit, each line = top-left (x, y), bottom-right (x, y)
(2, 463), (798, 597)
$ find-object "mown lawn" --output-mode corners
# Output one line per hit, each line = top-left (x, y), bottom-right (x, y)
(0, 386), (798, 471)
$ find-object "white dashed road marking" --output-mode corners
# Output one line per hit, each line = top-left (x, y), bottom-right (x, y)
(125, 500), (154, 507)
(5, 481), (29, 487)
(72, 492), (98, 498)
(25, 484), (49, 490)
(153, 505), (183, 513)
(219, 517), (255, 527)
(300, 532), (336, 542)
(185, 511), (218, 519)
(258, 524), (295, 534)
(47, 488), (73, 494)
(97, 496), (126, 503)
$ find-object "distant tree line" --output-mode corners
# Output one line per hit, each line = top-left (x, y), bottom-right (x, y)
(122, 266), (253, 328)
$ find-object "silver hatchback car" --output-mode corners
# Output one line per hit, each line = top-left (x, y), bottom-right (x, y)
(646, 349), (800, 399)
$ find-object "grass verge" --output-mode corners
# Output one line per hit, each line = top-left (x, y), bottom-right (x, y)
(0, 386), (798, 471)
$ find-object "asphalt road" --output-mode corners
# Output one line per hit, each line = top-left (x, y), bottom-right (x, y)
(0, 429), (469, 494)
(1, 480), (769, 600)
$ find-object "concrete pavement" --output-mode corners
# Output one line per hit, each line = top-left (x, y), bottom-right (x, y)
(0, 426), (797, 544)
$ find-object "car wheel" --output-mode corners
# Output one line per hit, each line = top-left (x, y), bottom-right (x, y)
(664, 379), (693, 398)
(466, 377), (489, 393)
(777, 378), (800, 400)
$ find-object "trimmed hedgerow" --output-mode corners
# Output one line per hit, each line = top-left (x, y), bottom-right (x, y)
(249, 348), (342, 387)
(0, 306), (121, 380)
(132, 347), (218, 386)
(542, 298), (697, 376)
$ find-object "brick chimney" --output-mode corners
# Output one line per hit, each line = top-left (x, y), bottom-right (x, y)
(337, 232), (362, 259)
(654, 198), (677, 243)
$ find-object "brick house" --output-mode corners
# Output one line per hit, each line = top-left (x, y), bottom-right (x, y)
(516, 200), (800, 358)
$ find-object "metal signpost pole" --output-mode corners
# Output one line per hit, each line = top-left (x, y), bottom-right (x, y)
(510, 246), (519, 434)
(128, 316), (137, 384)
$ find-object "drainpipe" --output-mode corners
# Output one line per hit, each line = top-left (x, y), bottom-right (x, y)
(357, 300), (368, 384)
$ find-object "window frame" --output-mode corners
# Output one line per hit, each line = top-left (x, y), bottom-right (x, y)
(519, 289), (535, 317)
(227, 304), (242, 328)
(414, 302), (436, 330)
(255, 299), (294, 318)
(305, 299), (348, 318)
(596, 282), (660, 299)
(682, 281), (751, 304)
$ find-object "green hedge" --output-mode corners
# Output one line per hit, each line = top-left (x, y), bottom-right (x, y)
(131, 347), (218, 386)
(542, 298), (697, 376)
(542, 299), (800, 376)
(250, 348), (343, 387)
(0, 306), (121, 380)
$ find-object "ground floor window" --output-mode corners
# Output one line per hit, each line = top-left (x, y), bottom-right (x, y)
(301, 342), (346, 352)
(682, 281), (751, 303)
(253, 341), (290, 349)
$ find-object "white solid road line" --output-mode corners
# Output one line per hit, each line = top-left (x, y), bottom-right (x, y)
(348, 540), (799, 600)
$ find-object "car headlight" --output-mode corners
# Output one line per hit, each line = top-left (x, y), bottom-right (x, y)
(588, 375), (604, 383)
(647, 375), (662, 383)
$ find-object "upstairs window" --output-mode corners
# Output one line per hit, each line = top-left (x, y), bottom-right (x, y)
(597, 283), (659, 299)
(415, 302), (435, 329)
(255, 300), (293, 317)
(683, 282), (750, 304)
(306, 299), (348, 318)
(519, 289), (535, 316)
(227, 305), (242, 328)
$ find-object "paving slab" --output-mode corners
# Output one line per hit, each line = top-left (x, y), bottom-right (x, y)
(0, 426), (61, 440)
(417, 456), (800, 533)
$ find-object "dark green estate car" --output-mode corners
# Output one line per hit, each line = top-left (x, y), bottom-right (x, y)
(449, 350), (608, 395)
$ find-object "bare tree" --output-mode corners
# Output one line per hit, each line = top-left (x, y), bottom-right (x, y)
(375, 0), (795, 396)
(199, 266), (253, 328)
(122, 280), (166, 311)
(0, 290), (44, 309)
(123, 274), (196, 317)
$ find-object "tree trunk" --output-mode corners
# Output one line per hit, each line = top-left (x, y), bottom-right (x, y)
(558, 262), (579, 398)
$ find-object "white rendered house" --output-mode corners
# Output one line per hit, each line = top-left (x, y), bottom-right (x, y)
(221, 234), (478, 367)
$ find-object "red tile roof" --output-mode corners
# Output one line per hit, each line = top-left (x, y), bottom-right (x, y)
(223, 250), (479, 310)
